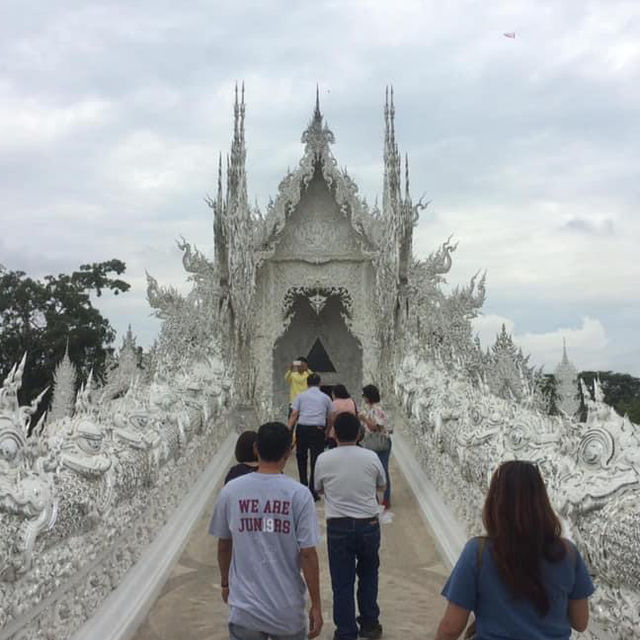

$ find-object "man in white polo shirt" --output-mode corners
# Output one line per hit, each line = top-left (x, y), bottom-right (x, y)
(288, 373), (333, 501)
(314, 413), (386, 640)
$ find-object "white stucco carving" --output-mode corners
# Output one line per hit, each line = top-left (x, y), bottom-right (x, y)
(396, 352), (640, 639)
(0, 345), (231, 639)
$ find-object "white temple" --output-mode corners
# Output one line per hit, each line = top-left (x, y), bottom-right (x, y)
(1, 88), (638, 640)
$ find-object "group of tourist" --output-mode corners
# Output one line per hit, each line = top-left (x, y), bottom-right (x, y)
(209, 357), (595, 640)
(284, 357), (392, 509)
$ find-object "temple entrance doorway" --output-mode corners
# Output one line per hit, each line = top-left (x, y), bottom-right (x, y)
(273, 290), (363, 413)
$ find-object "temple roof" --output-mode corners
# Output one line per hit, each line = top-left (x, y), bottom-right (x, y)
(256, 90), (379, 260)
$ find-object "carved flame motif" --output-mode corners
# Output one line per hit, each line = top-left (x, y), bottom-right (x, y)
(308, 292), (328, 315)
(282, 286), (353, 331)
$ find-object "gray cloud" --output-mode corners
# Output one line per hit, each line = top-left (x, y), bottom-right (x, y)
(1, 0), (638, 374)
(562, 216), (615, 235)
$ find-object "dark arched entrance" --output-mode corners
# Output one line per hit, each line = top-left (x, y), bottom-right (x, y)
(273, 290), (362, 412)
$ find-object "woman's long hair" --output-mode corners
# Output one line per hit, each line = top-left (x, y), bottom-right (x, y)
(483, 460), (566, 615)
(333, 384), (351, 399)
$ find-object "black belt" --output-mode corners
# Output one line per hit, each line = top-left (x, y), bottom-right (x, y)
(327, 516), (379, 524)
(297, 424), (325, 428)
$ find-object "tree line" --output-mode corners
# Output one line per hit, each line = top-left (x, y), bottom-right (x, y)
(541, 371), (640, 424)
(0, 261), (130, 425)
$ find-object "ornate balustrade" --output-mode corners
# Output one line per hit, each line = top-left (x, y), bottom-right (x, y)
(0, 356), (233, 640)
(394, 353), (640, 640)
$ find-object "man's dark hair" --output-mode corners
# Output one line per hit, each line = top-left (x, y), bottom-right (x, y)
(307, 373), (321, 387)
(332, 383), (350, 399)
(362, 384), (381, 404)
(334, 413), (361, 443)
(234, 430), (258, 463)
(297, 356), (308, 363)
(256, 422), (292, 462)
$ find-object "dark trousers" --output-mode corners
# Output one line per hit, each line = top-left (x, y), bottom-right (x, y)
(376, 438), (392, 504)
(327, 518), (381, 640)
(295, 424), (325, 493)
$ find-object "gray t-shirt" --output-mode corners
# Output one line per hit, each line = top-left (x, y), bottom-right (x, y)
(209, 472), (320, 635)
(314, 446), (386, 519)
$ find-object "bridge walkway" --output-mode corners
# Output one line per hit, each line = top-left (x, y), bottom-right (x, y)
(133, 448), (449, 639)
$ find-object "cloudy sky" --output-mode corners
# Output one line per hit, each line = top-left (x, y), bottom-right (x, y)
(1, 0), (638, 375)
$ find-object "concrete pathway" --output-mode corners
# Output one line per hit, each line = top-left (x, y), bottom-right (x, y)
(133, 453), (449, 640)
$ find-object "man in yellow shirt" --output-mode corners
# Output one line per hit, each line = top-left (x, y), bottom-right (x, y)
(285, 357), (312, 413)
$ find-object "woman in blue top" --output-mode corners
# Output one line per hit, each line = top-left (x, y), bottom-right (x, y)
(436, 460), (595, 640)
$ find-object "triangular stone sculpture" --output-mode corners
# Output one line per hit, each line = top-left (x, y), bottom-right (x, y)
(307, 338), (336, 372)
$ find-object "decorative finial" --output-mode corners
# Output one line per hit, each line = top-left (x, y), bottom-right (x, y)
(301, 85), (334, 151)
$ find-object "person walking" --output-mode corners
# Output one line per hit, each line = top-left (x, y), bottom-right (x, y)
(314, 413), (386, 640)
(284, 357), (313, 415)
(288, 373), (334, 501)
(359, 384), (392, 509)
(326, 384), (357, 447)
(224, 430), (259, 485)
(435, 460), (595, 640)
(210, 422), (323, 640)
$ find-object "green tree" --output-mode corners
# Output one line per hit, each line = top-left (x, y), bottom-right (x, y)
(0, 261), (130, 424)
(578, 371), (640, 424)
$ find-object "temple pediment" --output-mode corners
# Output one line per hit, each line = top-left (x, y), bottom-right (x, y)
(271, 166), (371, 262)
(257, 90), (377, 264)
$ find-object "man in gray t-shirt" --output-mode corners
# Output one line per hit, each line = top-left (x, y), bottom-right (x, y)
(210, 422), (323, 640)
(314, 413), (385, 640)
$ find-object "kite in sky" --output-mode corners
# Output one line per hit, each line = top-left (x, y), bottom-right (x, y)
(503, 32), (516, 39)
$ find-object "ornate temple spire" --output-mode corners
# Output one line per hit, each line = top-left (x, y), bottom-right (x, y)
(211, 151), (229, 285)
(382, 86), (416, 285)
(554, 338), (579, 416)
(398, 153), (414, 284)
(229, 82), (248, 207)
(383, 85), (402, 223)
(301, 85), (335, 158)
(222, 83), (256, 357)
(208, 84), (249, 289)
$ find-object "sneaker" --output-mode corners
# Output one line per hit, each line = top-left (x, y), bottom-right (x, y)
(358, 618), (383, 639)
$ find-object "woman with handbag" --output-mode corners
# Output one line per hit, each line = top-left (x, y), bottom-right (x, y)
(435, 460), (594, 640)
(359, 384), (392, 509)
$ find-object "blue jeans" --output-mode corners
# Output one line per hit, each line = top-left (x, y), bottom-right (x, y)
(376, 439), (391, 504)
(327, 517), (381, 640)
(229, 622), (306, 640)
